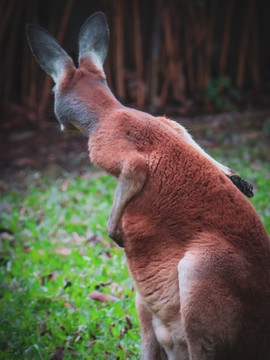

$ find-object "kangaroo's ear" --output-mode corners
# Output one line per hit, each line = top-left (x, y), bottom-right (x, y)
(26, 24), (74, 83)
(78, 12), (109, 68)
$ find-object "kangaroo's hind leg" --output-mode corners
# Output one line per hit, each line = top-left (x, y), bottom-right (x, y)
(178, 244), (243, 360)
(136, 293), (168, 360)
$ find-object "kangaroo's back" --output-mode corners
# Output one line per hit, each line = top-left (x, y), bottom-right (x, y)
(120, 113), (268, 256)
(120, 119), (270, 359)
(119, 115), (269, 283)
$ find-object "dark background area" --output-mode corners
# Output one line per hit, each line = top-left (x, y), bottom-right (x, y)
(1, 0), (270, 175)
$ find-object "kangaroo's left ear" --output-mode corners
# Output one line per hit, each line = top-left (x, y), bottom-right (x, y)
(26, 24), (74, 83)
(78, 12), (109, 69)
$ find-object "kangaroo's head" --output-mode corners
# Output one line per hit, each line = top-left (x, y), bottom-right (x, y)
(26, 12), (118, 136)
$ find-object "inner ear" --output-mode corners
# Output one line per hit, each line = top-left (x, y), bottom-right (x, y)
(26, 24), (74, 83)
(78, 12), (109, 68)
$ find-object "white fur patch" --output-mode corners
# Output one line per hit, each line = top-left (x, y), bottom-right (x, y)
(182, 128), (232, 176)
(178, 250), (201, 306)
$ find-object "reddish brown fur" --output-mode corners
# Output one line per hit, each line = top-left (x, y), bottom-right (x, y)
(84, 71), (269, 359)
(27, 14), (270, 359)
(57, 61), (270, 359)
(84, 68), (270, 358)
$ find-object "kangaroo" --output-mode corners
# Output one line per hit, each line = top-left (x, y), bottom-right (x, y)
(26, 12), (270, 360)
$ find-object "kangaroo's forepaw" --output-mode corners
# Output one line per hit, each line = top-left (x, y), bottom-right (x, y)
(230, 175), (254, 198)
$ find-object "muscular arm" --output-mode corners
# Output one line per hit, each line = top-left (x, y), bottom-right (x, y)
(107, 155), (148, 247)
(89, 136), (148, 247)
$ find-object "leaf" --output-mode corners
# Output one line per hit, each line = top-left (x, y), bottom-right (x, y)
(88, 291), (119, 303)
(105, 250), (112, 258)
(55, 246), (72, 255)
(60, 178), (71, 191)
(41, 272), (57, 285)
(251, 162), (261, 170)
(50, 346), (65, 360)
(48, 272), (57, 280)
(125, 315), (133, 329)
(73, 325), (85, 334)
(63, 280), (72, 290)
(99, 281), (112, 287)
(22, 245), (31, 252)
(0, 229), (14, 242)
(89, 331), (97, 340)
(86, 234), (100, 247)
(36, 211), (45, 224)
(74, 335), (81, 343)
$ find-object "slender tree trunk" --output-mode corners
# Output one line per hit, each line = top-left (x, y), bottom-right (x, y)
(38, 0), (74, 118)
(132, 0), (145, 108)
(114, 0), (125, 101)
(219, 0), (234, 76)
(205, 0), (216, 86)
(236, 0), (252, 88)
(149, 0), (162, 113)
(249, 0), (261, 89)
(0, 0), (16, 43)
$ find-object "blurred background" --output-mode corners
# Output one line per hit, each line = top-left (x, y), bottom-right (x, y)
(1, 2), (270, 358)
(1, 0), (270, 116)
(1, 0), (270, 174)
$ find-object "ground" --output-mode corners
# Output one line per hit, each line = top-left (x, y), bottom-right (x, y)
(1, 110), (270, 178)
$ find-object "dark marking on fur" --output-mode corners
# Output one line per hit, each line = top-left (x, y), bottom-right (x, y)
(230, 176), (254, 198)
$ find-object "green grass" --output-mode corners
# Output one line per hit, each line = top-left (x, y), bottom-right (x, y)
(0, 172), (139, 359)
(0, 150), (269, 360)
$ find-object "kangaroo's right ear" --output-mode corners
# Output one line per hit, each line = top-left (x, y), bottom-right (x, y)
(26, 24), (74, 83)
(78, 12), (109, 69)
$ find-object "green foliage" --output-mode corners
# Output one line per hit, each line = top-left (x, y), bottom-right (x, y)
(0, 173), (140, 359)
(0, 150), (269, 359)
(205, 77), (242, 111)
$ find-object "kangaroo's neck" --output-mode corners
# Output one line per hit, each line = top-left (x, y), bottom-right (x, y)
(77, 77), (124, 133)
(55, 71), (123, 136)
(79, 76), (122, 113)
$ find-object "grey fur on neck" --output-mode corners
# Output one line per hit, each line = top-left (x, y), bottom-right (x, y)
(54, 92), (98, 137)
